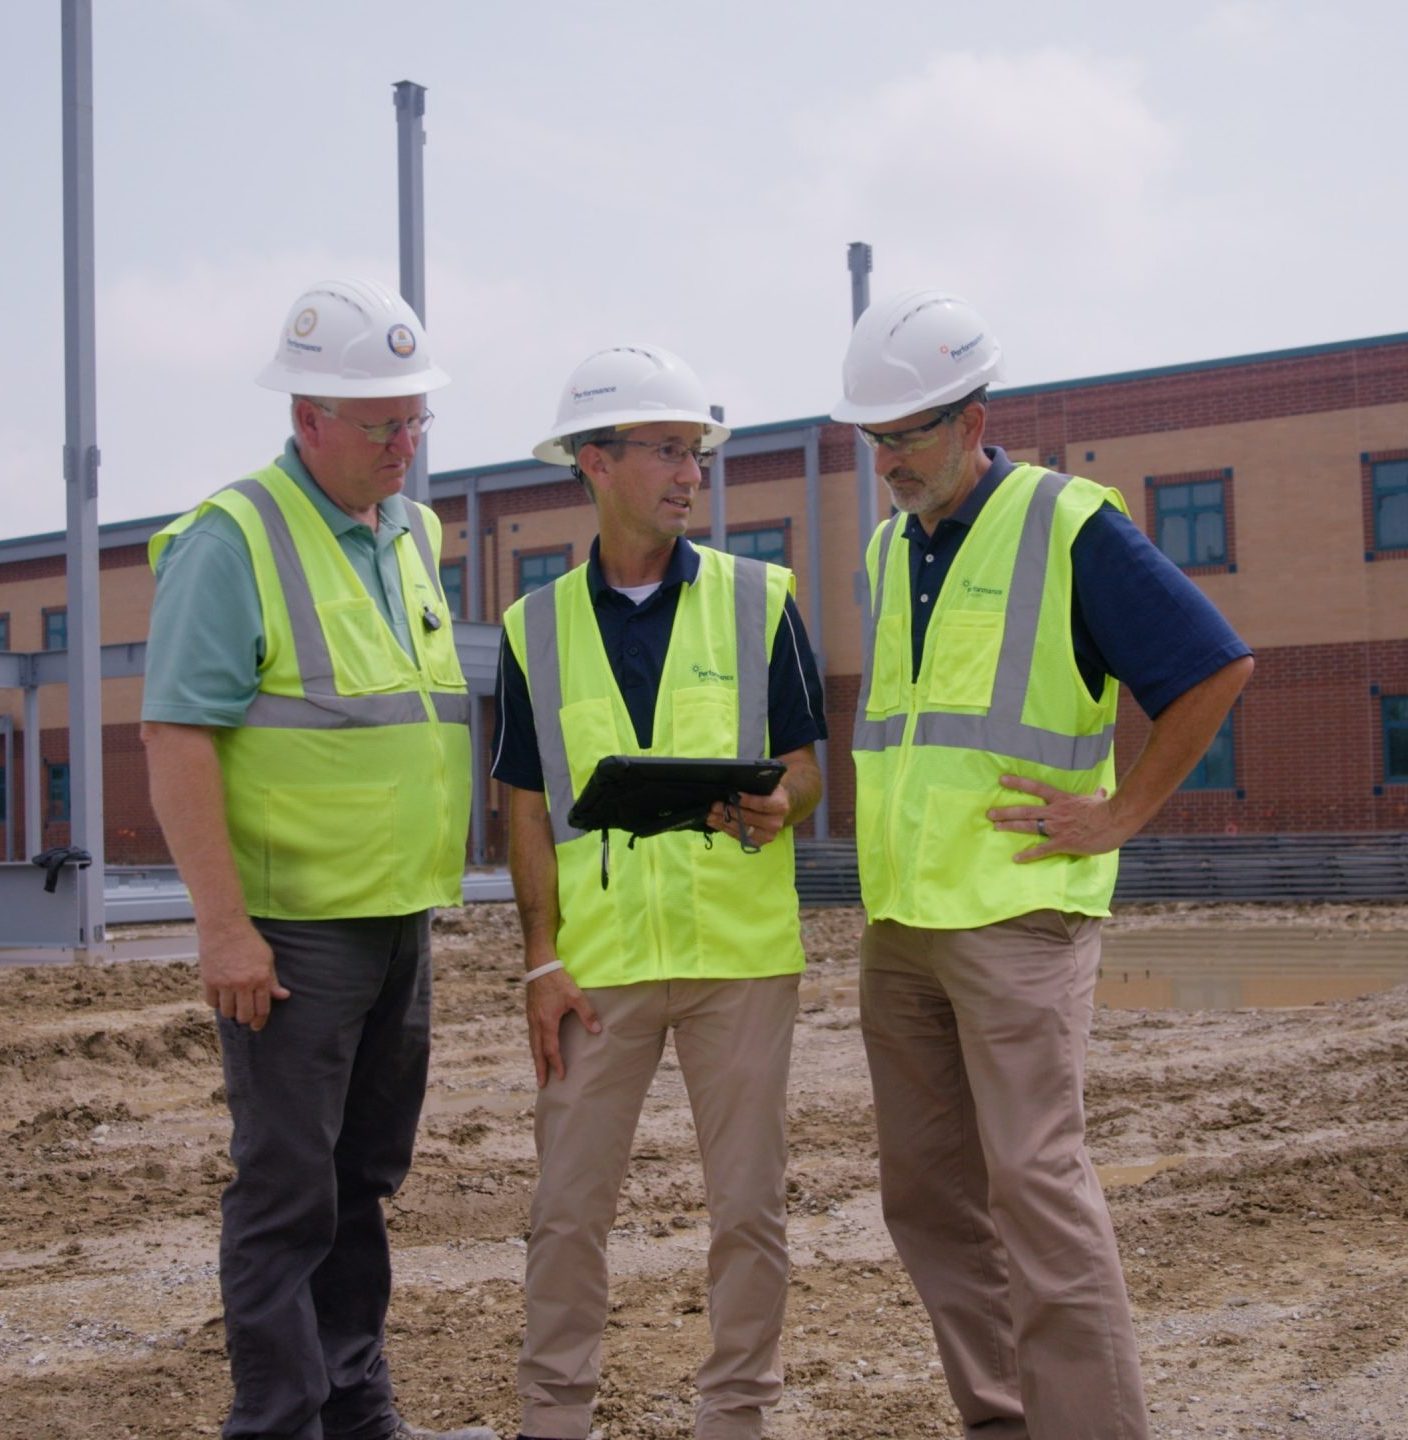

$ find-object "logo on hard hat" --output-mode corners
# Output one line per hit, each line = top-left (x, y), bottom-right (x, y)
(948, 333), (985, 362)
(293, 307), (318, 338)
(387, 324), (417, 359)
(571, 385), (617, 403)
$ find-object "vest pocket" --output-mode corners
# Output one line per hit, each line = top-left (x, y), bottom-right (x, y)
(926, 610), (1004, 710)
(867, 615), (905, 716)
(671, 687), (738, 757)
(560, 697), (618, 796)
(264, 781), (398, 916)
(422, 618), (468, 689)
(316, 596), (409, 695)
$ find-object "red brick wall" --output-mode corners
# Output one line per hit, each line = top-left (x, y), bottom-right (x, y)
(1117, 638), (1408, 833)
(824, 637), (1408, 841)
(24, 723), (168, 863)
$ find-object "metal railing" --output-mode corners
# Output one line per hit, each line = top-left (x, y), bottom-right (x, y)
(793, 833), (1408, 908)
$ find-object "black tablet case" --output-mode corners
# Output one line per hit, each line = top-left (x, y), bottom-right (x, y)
(566, 755), (785, 840)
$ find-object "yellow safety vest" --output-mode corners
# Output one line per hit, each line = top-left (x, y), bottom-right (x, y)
(853, 464), (1124, 929)
(502, 545), (805, 987)
(149, 462), (471, 919)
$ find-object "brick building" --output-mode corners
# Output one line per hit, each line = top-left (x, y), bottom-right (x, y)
(3, 330), (1407, 865)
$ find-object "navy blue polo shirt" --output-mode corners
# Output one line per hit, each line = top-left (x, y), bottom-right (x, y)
(492, 537), (828, 792)
(906, 447), (1250, 718)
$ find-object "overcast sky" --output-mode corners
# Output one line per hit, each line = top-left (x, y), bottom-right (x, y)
(5, 0), (1403, 541)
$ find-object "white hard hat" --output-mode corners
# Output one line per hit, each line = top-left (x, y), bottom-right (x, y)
(832, 290), (1004, 426)
(255, 278), (450, 398)
(533, 344), (730, 467)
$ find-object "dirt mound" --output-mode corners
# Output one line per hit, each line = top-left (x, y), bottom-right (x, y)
(1, 904), (1406, 1437)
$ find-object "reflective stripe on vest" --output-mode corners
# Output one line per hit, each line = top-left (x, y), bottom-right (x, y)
(853, 471), (1115, 769)
(852, 464), (1121, 929)
(524, 554), (772, 846)
(505, 545), (804, 986)
(148, 462), (471, 920)
(214, 475), (466, 730)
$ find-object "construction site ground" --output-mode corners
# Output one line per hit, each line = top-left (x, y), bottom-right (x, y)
(1, 902), (1405, 1439)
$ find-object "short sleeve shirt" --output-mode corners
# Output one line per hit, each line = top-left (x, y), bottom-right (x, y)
(492, 537), (828, 792)
(141, 439), (416, 728)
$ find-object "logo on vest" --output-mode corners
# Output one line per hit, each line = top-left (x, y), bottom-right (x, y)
(960, 577), (1004, 598)
(692, 664), (734, 684)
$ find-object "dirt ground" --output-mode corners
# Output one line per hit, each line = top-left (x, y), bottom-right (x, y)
(1, 902), (1406, 1440)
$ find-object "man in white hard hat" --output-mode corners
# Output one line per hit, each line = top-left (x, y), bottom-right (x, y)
(492, 344), (827, 1440)
(834, 291), (1253, 1439)
(141, 279), (495, 1440)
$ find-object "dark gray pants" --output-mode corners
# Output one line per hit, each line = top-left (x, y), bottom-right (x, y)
(217, 912), (432, 1440)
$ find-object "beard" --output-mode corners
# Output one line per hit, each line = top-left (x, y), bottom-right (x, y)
(882, 443), (968, 522)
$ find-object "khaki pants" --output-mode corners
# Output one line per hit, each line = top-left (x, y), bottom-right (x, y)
(518, 973), (799, 1440)
(860, 914), (1148, 1440)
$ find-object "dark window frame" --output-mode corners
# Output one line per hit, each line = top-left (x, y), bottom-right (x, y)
(690, 518), (794, 568)
(1180, 708), (1238, 792)
(42, 607), (68, 652)
(1384, 694), (1408, 785)
(1145, 469), (1236, 575)
(1362, 450), (1408, 561)
(0, 611), (10, 651)
(439, 558), (466, 620)
(514, 544), (573, 598)
(724, 520), (792, 567)
(46, 761), (70, 822)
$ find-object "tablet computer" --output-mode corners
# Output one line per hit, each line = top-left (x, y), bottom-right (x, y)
(566, 754), (786, 840)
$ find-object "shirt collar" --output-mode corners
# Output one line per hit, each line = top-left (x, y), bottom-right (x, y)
(280, 437), (410, 541)
(902, 445), (1015, 546)
(587, 535), (701, 603)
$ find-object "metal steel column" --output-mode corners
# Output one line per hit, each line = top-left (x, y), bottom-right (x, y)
(23, 683), (40, 862)
(61, 0), (106, 946)
(464, 474), (486, 866)
(708, 404), (727, 551)
(847, 242), (877, 606)
(466, 474), (482, 622)
(803, 426), (828, 839)
(1, 716), (12, 862)
(393, 80), (429, 504)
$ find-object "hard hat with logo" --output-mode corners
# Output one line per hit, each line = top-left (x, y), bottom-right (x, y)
(256, 278), (450, 398)
(533, 344), (730, 467)
(832, 290), (1004, 426)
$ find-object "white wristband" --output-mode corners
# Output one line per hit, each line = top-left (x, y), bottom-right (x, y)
(523, 960), (566, 984)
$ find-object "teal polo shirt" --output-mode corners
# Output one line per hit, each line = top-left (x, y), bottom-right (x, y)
(141, 439), (416, 728)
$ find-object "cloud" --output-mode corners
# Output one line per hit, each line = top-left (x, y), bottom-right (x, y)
(789, 46), (1178, 278)
(1196, 1), (1280, 47)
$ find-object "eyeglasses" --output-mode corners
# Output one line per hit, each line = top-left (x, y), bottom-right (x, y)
(606, 439), (716, 469)
(314, 402), (435, 445)
(856, 401), (968, 456)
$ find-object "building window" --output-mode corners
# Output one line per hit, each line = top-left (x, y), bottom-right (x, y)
(1372, 459), (1408, 552)
(0, 612), (9, 651)
(0, 765), (6, 824)
(440, 560), (465, 619)
(517, 547), (571, 597)
(1181, 711), (1236, 791)
(726, 525), (789, 567)
(1385, 696), (1408, 784)
(47, 762), (70, 822)
(42, 607), (68, 651)
(1154, 479), (1227, 568)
